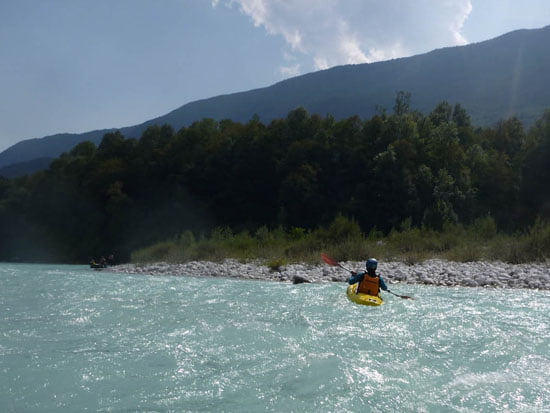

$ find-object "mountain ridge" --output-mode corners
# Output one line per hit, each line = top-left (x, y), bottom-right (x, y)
(1, 24), (550, 174)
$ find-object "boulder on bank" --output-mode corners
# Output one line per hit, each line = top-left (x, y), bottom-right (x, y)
(292, 275), (311, 284)
(108, 259), (550, 290)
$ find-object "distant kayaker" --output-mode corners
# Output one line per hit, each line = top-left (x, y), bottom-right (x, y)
(347, 258), (388, 296)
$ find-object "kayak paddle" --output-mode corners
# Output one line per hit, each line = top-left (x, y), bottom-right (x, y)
(320, 252), (353, 272)
(320, 253), (415, 300)
(386, 290), (415, 300)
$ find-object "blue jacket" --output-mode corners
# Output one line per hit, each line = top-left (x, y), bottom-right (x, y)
(347, 271), (388, 291)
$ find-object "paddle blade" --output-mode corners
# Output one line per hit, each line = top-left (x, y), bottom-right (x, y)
(320, 253), (338, 266)
(388, 290), (416, 300)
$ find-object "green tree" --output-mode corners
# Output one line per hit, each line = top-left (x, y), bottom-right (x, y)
(393, 91), (411, 116)
(521, 110), (550, 220)
(430, 101), (453, 126)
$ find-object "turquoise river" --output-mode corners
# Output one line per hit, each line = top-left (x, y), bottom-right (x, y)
(1, 263), (549, 412)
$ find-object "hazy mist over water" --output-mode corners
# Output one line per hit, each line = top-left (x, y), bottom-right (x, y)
(1, 263), (548, 412)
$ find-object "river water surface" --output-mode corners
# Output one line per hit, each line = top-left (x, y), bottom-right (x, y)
(1, 263), (549, 412)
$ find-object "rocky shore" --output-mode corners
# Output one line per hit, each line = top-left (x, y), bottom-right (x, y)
(109, 259), (550, 290)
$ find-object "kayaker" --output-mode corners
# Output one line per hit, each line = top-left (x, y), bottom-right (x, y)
(347, 258), (388, 296)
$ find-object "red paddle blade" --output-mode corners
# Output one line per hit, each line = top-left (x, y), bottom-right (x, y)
(320, 253), (338, 266)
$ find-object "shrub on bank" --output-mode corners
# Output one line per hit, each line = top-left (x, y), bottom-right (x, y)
(130, 216), (550, 265)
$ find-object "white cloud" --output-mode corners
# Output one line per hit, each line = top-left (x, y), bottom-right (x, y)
(365, 43), (407, 63)
(450, 0), (473, 44)
(280, 64), (301, 77)
(340, 36), (369, 64)
(221, 0), (473, 75)
(313, 56), (329, 71)
(230, 0), (270, 28)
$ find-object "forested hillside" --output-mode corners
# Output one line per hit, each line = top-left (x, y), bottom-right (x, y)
(2, 25), (550, 174)
(1, 94), (549, 263)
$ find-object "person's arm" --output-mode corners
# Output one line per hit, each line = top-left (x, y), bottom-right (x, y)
(379, 275), (388, 291)
(348, 271), (365, 284)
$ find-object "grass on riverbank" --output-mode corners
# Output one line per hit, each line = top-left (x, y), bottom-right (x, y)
(130, 216), (550, 267)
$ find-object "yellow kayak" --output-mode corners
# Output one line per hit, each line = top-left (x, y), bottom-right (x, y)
(346, 283), (384, 306)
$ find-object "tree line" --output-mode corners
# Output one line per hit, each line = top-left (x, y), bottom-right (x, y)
(1, 92), (549, 263)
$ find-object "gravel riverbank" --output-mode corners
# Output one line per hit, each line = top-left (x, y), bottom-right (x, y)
(109, 259), (550, 290)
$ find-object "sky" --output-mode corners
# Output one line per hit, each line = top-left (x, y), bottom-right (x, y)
(1, 0), (550, 152)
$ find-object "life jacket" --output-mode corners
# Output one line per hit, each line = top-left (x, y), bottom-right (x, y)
(358, 273), (380, 296)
